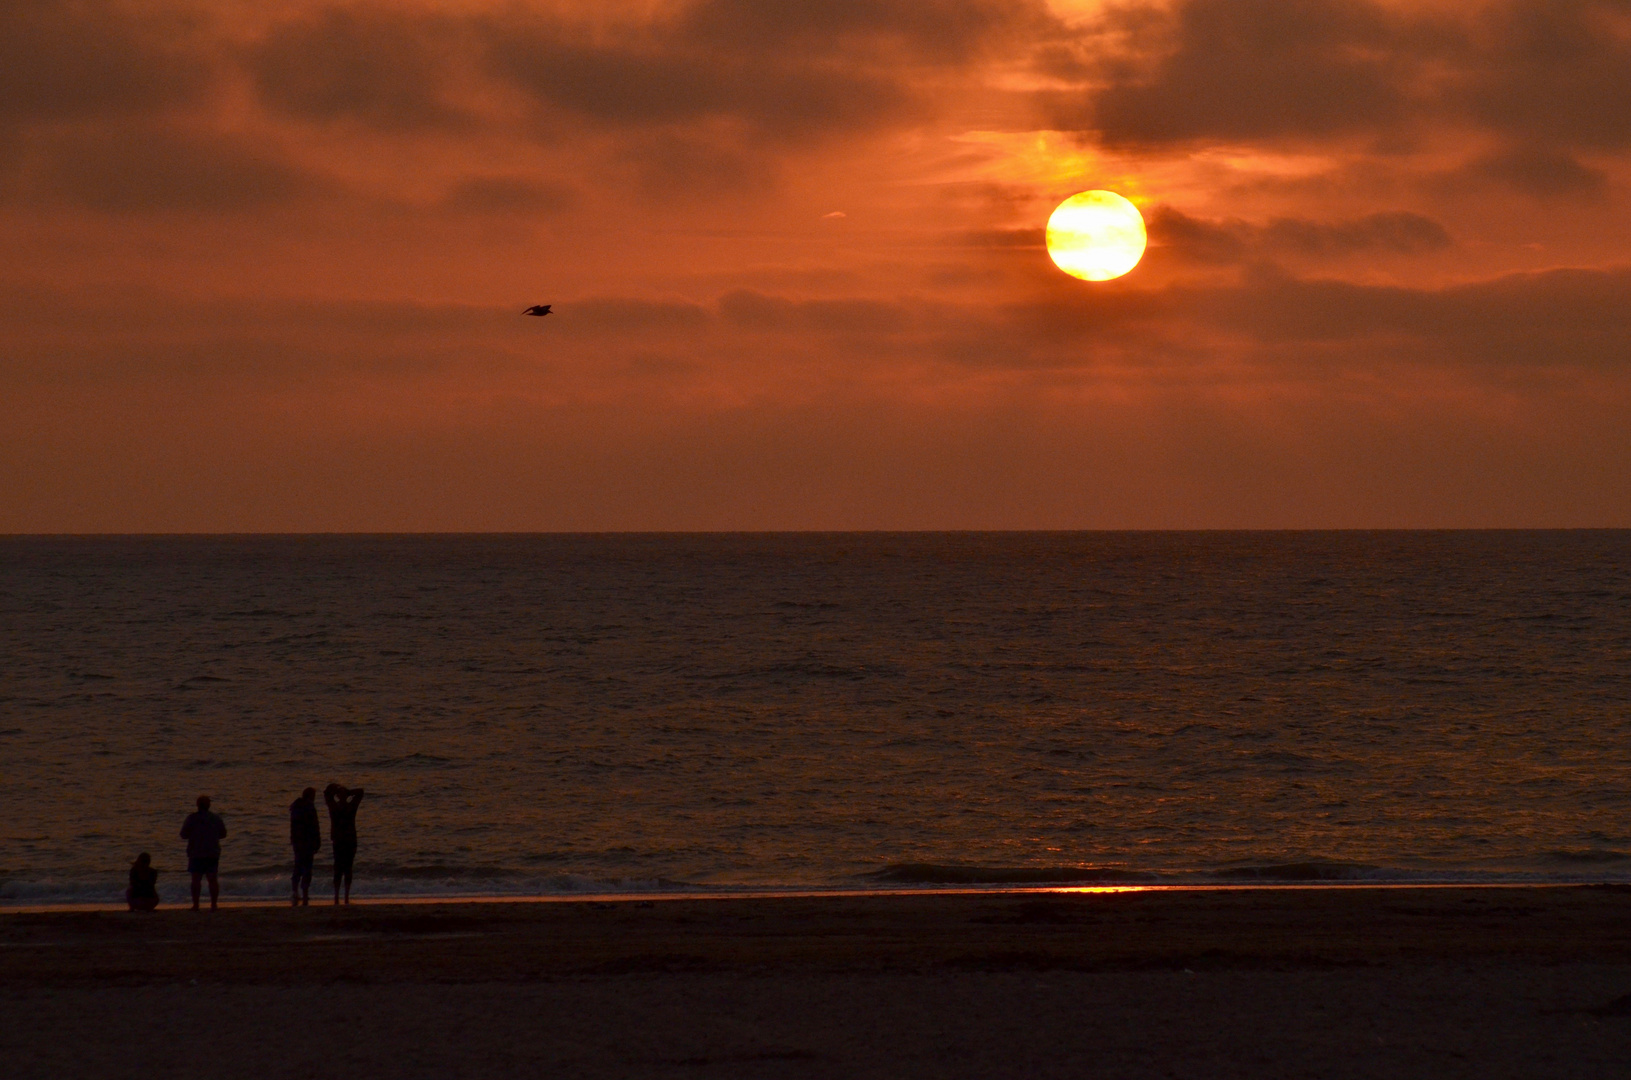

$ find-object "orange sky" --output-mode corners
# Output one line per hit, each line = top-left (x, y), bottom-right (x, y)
(4, 0), (1631, 530)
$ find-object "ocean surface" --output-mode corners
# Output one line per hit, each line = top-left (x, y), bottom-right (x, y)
(3, 532), (1630, 906)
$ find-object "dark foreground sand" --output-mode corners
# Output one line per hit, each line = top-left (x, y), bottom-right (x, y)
(5, 887), (1631, 1079)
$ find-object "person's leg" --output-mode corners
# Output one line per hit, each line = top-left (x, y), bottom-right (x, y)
(206, 872), (219, 910)
(126, 887), (136, 912)
(190, 872), (202, 910)
(335, 845), (353, 904)
(291, 853), (301, 906)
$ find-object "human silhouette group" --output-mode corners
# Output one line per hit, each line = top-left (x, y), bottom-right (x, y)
(127, 784), (365, 911)
(289, 784), (367, 907)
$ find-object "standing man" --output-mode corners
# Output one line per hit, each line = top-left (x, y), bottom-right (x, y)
(289, 787), (322, 907)
(179, 795), (228, 911)
(324, 783), (365, 905)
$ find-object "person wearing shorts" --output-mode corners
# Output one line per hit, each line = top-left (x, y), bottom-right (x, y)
(324, 783), (365, 905)
(180, 795), (228, 911)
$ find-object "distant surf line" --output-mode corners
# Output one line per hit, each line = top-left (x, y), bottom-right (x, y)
(1, 880), (1597, 916)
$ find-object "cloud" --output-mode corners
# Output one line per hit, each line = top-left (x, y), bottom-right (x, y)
(1447, 144), (1610, 199)
(2, 2), (1628, 532)
(12, 268), (1628, 415)
(1208, 266), (1631, 369)
(1461, 0), (1631, 150)
(0, 0), (1070, 152)
(481, 18), (912, 141)
(440, 175), (575, 215)
(917, 263), (1631, 376)
(0, 0), (212, 122)
(7, 264), (1631, 531)
(949, 227), (1046, 249)
(1144, 210), (1250, 265)
(1055, 0), (1631, 162)
(1262, 212), (1452, 256)
(247, 7), (470, 131)
(0, 287), (722, 386)
(950, 210), (1451, 270)
(1147, 208), (1451, 264)
(34, 128), (325, 212)
(562, 298), (713, 333)
(1077, 0), (1432, 145)
(678, 0), (1059, 65)
(611, 132), (781, 200)
(718, 290), (915, 334)
(229, 1), (1065, 147)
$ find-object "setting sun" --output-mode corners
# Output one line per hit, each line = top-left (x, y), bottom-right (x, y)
(1045, 190), (1147, 281)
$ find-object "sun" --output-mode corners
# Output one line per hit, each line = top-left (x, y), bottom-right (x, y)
(1045, 190), (1146, 281)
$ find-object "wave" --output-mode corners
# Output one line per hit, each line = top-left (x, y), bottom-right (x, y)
(862, 861), (1436, 885)
(349, 754), (455, 769)
(0, 870), (698, 906)
(1544, 849), (1631, 864)
(863, 863), (1153, 885)
(12, 860), (1631, 907)
(223, 862), (530, 880)
(1210, 861), (1386, 882)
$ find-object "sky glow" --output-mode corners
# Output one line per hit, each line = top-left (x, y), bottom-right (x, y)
(2, 0), (1630, 530)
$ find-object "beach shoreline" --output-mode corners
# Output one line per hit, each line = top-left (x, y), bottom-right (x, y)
(2, 877), (1622, 916)
(8, 884), (1631, 974)
(6, 885), (1631, 1078)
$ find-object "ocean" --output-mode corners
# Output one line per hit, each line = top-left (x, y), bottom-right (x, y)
(3, 532), (1629, 906)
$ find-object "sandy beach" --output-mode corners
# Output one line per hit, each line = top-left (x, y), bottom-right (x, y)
(5, 886), (1631, 1078)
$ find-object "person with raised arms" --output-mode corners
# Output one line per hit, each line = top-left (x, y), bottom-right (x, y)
(324, 783), (365, 905)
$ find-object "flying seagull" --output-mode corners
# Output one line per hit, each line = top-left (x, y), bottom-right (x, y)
(523, 304), (552, 316)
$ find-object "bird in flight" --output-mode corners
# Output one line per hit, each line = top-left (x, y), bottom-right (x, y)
(523, 304), (552, 316)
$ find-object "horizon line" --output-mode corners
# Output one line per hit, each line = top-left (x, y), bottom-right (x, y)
(4, 527), (1630, 539)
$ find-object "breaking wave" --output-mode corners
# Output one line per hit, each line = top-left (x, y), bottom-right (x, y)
(863, 863), (1155, 885)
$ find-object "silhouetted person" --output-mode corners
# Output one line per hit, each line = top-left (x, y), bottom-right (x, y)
(126, 852), (159, 912)
(324, 783), (365, 905)
(290, 787), (322, 907)
(180, 795), (227, 911)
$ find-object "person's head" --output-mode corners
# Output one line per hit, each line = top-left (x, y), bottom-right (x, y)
(196, 795), (210, 811)
(134, 852), (150, 868)
(329, 783), (347, 797)
(302, 787), (316, 802)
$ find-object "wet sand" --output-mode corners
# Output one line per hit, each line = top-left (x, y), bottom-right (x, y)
(5, 886), (1631, 1078)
